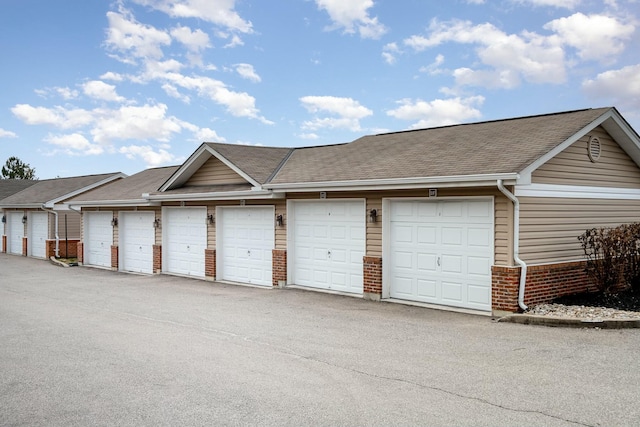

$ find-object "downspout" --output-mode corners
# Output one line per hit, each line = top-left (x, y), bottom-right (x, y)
(40, 205), (59, 258)
(497, 180), (528, 311)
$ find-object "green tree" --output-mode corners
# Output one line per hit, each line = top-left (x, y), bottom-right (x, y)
(1, 157), (37, 180)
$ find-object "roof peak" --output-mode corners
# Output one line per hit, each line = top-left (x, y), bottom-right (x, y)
(373, 107), (612, 137)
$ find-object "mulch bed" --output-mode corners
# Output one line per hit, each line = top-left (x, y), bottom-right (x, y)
(554, 288), (640, 312)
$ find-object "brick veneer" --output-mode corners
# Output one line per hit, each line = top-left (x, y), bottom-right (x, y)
(205, 249), (216, 279)
(77, 242), (84, 263)
(22, 237), (27, 256)
(111, 245), (118, 270)
(2, 235), (6, 253)
(46, 239), (79, 258)
(363, 256), (382, 298)
(492, 261), (592, 312)
(272, 249), (287, 287)
(153, 245), (161, 273)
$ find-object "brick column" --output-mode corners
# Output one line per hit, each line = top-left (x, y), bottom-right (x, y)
(363, 256), (382, 301)
(491, 266), (521, 312)
(2, 235), (6, 253)
(272, 249), (287, 287)
(111, 245), (118, 270)
(153, 245), (162, 273)
(22, 237), (28, 256)
(205, 249), (216, 279)
(77, 242), (84, 264)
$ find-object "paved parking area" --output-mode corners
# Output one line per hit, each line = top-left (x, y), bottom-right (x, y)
(1, 253), (639, 426)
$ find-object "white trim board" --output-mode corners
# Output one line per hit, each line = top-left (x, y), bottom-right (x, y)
(515, 183), (640, 200)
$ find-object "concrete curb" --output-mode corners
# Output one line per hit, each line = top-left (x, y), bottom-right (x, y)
(498, 313), (640, 329)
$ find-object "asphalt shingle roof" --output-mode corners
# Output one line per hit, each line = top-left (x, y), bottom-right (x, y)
(269, 108), (611, 184)
(70, 166), (180, 202)
(205, 143), (292, 184)
(0, 173), (122, 206)
(0, 179), (37, 202)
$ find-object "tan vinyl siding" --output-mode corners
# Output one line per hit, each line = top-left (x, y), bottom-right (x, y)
(56, 211), (82, 239)
(367, 197), (383, 257)
(186, 156), (247, 186)
(519, 197), (640, 264)
(274, 199), (286, 249)
(533, 126), (640, 188)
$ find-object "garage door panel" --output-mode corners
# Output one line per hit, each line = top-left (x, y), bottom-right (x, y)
(417, 279), (437, 298)
(291, 200), (365, 294)
(85, 212), (113, 268)
(9, 213), (24, 255)
(164, 208), (206, 278)
(30, 212), (48, 258)
(218, 207), (273, 287)
(389, 199), (493, 311)
(120, 212), (154, 274)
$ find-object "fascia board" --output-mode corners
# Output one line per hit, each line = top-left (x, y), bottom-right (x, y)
(146, 190), (284, 202)
(44, 173), (127, 208)
(264, 173), (518, 192)
(515, 183), (640, 200)
(66, 199), (161, 209)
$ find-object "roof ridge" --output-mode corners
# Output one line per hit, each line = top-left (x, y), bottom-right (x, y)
(373, 107), (611, 137)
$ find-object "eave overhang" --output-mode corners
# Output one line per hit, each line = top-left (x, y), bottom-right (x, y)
(264, 173), (520, 192)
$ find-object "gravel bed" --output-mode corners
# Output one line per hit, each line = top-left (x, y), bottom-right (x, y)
(526, 303), (640, 320)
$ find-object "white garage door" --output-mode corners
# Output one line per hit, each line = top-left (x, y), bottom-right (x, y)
(8, 212), (24, 255)
(388, 199), (493, 311)
(84, 212), (113, 268)
(218, 207), (274, 287)
(120, 211), (155, 274)
(29, 212), (48, 258)
(290, 200), (365, 294)
(163, 208), (206, 278)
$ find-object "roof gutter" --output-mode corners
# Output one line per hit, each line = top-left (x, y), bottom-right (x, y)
(265, 173), (518, 192)
(40, 204), (59, 258)
(497, 180), (528, 311)
(67, 199), (161, 208)
(145, 189), (284, 202)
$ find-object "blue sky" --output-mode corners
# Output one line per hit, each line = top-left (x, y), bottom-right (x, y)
(1, 0), (639, 179)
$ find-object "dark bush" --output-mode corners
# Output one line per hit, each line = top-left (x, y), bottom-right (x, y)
(579, 223), (640, 293)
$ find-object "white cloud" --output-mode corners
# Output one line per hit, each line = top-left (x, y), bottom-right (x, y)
(300, 95), (373, 131)
(235, 63), (261, 82)
(194, 127), (225, 142)
(386, 96), (485, 128)
(315, 0), (387, 39)
(382, 42), (400, 65)
(100, 71), (125, 82)
(90, 103), (182, 143)
(11, 104), (94, 129)
(466, 0), (485, 3)
(420, 54), (446, 75)
(161, 83), (191, 103)
(44, 133), (104, 156)
(105, 8), (171, 62)
(223, 34), (244, 48)
(119, 144), (177, 167)
(0, 128), (17, 138)
(404, 19), (567, 87)
(544, 13), (634, 61)
(82, 80), (126, 102)
(161, 72), (271, 123)
(298, 133), (319, 140)
(511, 0), (582, 8)
(34, 86), (79, 100)
(583, 64), (640, 109)
(131, 0), (253, 34)
(170, 25), (211, 51)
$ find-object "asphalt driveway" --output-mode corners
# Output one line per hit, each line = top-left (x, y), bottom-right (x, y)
(1, 253), (639, 426)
